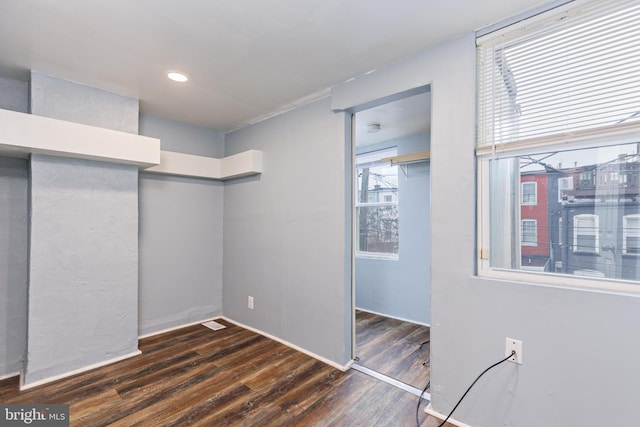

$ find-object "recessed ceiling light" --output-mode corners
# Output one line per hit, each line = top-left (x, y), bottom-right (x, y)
(167, 71), (189, 82)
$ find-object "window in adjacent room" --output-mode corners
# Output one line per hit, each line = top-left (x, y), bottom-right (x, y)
(355, 147), (399, 258)
(476, 0), (640, 291)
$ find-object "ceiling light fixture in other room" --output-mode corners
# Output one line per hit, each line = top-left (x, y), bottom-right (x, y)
(366, 123), (381, 133)
(167, 71), (189, 82)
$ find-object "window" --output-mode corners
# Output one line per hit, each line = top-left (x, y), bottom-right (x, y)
(521, 182), (537, 205)
(573, 214), (599, 254)
(355, 148), (399, 257)
(558, 176), (573, 202)
(623, 215), (640, 255)
(477, 0), (640, 292)
(521, 219), (537, 246)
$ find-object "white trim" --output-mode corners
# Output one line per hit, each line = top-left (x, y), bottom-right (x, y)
(20, 350), (141, 390)
(0, 108), (160, 167)
(0, 371), (20, 381)
(138, 316), (222, 339)
(355, 307), (430, 327)
(220, 316), (352, 371)
(352, 363), (427, 398)
(424, 403), (472, 427)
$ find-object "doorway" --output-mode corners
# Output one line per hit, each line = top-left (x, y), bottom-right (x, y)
(351, 88), (431, 393)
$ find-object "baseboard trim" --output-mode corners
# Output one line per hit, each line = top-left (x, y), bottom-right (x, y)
(0, 371), (20, 381)
(355, 307), (430, 327)
(425, 403), (472, 427)
(220, 316), (352, 371)
(138, 316), (221, 339)
(20, 350), (142, 391)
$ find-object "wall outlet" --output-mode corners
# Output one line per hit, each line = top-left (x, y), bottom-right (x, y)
(248, 296), (254, 310)
(505, 337), (523, 364)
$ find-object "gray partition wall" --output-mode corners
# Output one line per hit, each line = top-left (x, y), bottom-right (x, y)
(22, 72), (141, 386)
(25, 155), (139, 385)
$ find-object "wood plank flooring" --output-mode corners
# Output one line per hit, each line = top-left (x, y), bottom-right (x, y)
(0, 319), (450, 426)
(355, 310), (431, 390)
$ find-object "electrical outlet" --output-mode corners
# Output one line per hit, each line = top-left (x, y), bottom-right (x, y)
(505, 337), (523, 364)
(248, 296), (254, 310)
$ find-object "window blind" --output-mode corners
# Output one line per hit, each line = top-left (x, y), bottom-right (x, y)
(477, 0), (640, 152)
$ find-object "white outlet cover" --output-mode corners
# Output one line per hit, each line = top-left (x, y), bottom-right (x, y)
(505, 337), (523, 364)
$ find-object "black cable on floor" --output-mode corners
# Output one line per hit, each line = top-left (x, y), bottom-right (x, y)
(415, 380), (430, 427)
(416, 351), (515, 427)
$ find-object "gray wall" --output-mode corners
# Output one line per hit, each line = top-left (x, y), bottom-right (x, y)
(0, 158), (28, 378)
(355, 133), (430, 324)
(0, 76), (28, 113)
(0, 79), (29, 378)
(25, 155), (139, 385)
(30, 71), (139, 134)
(223, 97), (351, 366)
(138, 113), (225, 336)
(333, 32), (640, 426)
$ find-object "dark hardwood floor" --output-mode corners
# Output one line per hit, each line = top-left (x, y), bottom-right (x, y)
(355, 310), (431, 390)
(0, 319), (449, 426)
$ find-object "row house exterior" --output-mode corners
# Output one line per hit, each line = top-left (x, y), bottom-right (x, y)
(520, 155), (640, 281)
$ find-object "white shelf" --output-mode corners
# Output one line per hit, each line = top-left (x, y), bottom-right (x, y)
(0, 108), (160, 167)
(143, 149), (262, 181)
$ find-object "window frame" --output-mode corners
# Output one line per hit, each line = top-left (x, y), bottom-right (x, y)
(521, 219), (538, 246)
(623, 214), (640, 256)
(475, 0), (640, 294)
(355, 148), (399, 260)
(521, 182), (537, 206)
(572, 214), (599, 254)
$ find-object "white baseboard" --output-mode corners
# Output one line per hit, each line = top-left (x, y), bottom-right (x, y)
(0, 371), (20, 381)
(220, 316), (352, 371)
(138, 316), (222, 339)
(425, 403), (472, 427)
(355, 307), (430, 327)
(20, 350), (142, 391)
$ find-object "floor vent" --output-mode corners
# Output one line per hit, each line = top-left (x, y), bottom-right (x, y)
(202, 320), (226, 331)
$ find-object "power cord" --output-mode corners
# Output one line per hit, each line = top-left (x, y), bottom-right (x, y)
(416, 350), (516, 427)
(415, 380), (430, 427)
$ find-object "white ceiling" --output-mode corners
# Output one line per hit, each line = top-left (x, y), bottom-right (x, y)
(0, 0), (550, 133)
(355, 91), (431, 147)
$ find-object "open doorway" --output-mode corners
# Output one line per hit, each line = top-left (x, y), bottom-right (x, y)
(351, 88), (431, 392)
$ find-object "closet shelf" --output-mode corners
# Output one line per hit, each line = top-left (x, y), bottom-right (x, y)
(381, 150), (430, 165)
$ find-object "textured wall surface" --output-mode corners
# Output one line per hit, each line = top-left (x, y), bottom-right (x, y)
(355, 133), (431, 324)
(25, 155), (139, 385)
(30, 71), (139, 134)
(138, 113), (225, 336)
(0, 76), (28, 113)
(0, 158), (28, 378)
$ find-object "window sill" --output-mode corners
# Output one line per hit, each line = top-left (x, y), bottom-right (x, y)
(477, 265), (640, 295)
(356, 252), (399, 261)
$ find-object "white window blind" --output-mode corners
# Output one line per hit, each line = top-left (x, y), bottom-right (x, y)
(477, 0), (640, 152)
